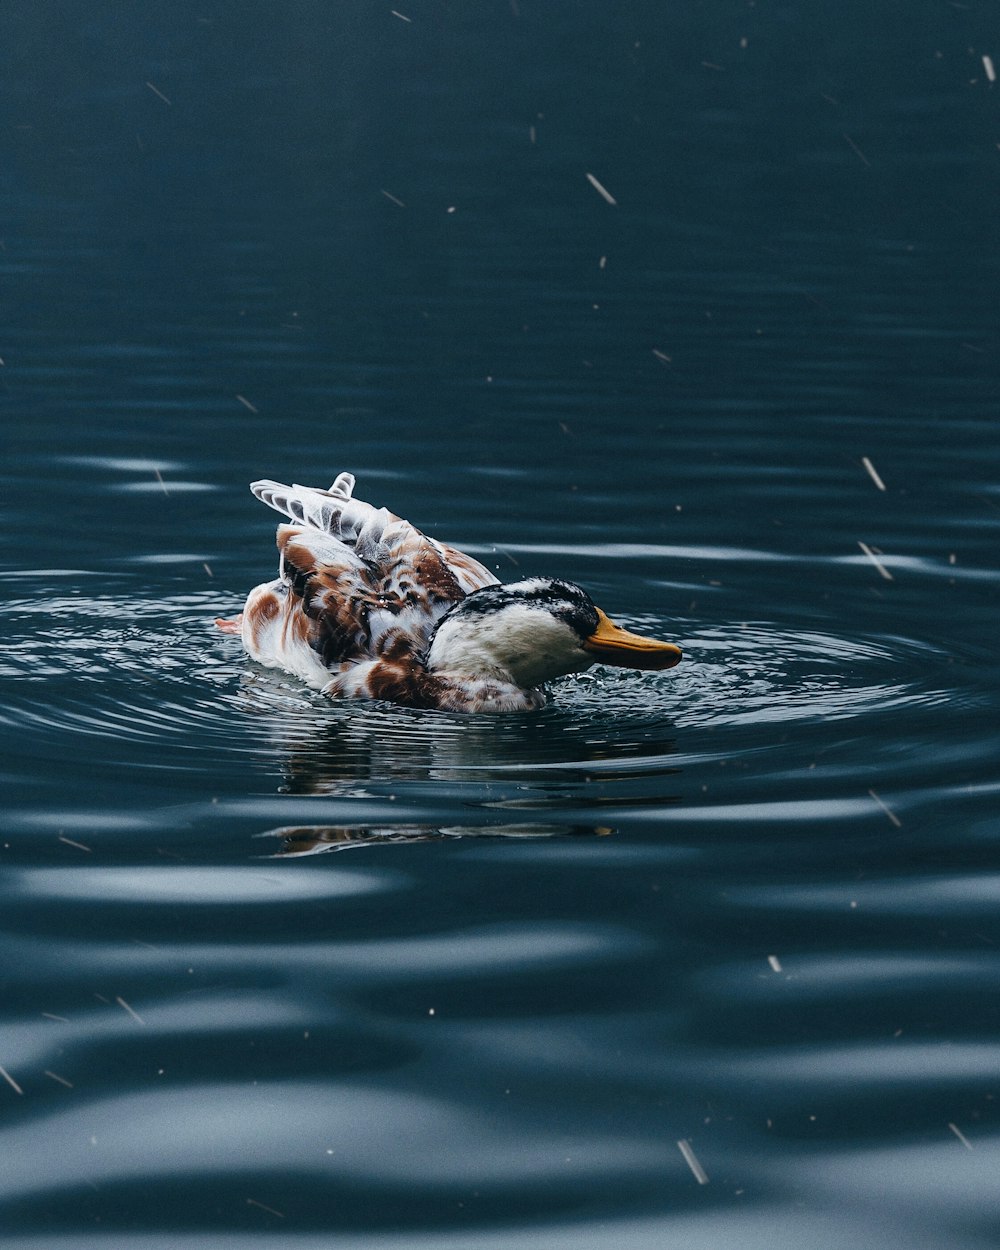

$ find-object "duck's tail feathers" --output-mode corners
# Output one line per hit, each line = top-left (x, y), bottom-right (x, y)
(251, 473), (385, 542)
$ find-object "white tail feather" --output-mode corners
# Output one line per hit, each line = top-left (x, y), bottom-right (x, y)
(250, 473), (385, 541)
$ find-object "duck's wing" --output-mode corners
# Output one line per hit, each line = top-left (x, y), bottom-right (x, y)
(251, 474), (498, 595)
(252, 475), (499, 664)
(252, 473), (379, 545)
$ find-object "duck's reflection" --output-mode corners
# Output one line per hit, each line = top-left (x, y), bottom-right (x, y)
(265, 822), (615, 856)
(273, 707), (556, 790)
(236, 671), (681, 854)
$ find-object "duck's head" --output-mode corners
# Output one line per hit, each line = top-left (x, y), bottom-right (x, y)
(426, 577), (682, 690)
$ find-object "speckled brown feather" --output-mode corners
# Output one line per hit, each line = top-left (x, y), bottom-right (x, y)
(234, 474), (501, 700)
(276, 523), (483, 666)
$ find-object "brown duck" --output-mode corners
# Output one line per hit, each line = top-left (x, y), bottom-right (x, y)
(216, 473), (681, 713)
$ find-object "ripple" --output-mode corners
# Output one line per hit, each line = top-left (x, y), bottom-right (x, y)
(674, 1040), (1000, 1096)
(562, 621), (951, 733)
(113, 481), (219, 495)
(11, 865), (390, 904)
(467, 540), (998, 584)
(730, 873), (1000, 918)
(699, 951), (1000, 1002)
(0, 1215), (977, 1250)
(0, 917), (647, 998)
(0, 1080), (668, 1197)
(262, 821), (613, 854)
(58, 456), (187, 473)
(0, 584), (959, 796)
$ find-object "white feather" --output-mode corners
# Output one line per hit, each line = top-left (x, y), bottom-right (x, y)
(428, 602), (591, 689)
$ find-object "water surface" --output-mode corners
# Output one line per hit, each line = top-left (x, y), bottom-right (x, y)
(2, 3), (1000, 1247)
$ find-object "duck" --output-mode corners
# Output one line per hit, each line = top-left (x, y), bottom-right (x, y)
(215, 473), (681, 713)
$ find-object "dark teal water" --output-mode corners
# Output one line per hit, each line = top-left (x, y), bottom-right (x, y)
(3, 4), (1000, 1246)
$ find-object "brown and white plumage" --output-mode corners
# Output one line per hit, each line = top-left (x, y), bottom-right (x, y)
(217, 473), (682, 713)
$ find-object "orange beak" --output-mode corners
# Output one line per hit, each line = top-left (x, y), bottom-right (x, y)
(582, 608), (682, 671)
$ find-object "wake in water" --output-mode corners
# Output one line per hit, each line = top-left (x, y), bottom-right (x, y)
(0, 579), (959, 805)
(0, 572), (960, 860)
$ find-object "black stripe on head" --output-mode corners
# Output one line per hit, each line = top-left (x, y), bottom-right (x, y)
(447, 577), (600, 639)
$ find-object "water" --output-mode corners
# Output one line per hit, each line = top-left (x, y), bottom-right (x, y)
(3, 3), (1000, 1246)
